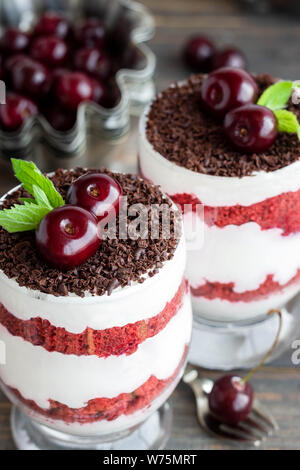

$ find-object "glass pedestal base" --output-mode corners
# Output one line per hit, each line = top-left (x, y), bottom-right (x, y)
(188, 293), (300, 370)
(11, 403), (172, 450)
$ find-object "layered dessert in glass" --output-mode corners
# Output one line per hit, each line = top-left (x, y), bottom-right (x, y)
(139, 73), (300, 323)
(0, 167), (192, 448)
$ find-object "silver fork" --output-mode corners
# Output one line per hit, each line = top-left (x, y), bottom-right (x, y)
(183, 363), (279, 447)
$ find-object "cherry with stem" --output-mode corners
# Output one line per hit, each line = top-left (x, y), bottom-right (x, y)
(208, 309), (282, 425)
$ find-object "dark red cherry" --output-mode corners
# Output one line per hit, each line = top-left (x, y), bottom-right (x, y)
(0, 28), (30, 55)
(224, 104), (278, 153)
(34, 12), (70, 39)
(89, 78), (106, 104)
(55, 72), (95, 111)
(4, 54), (27, 76)
(208, 375), (254, 425)
(67, 173), (122, 222)
(8, 56), (51, 98)
(74, 47), (112, 81)
(74, 18), (106, 49)
(200, 67), (258, 118)
(0, 93), (38, 131)
(99, 80), (121, 109)
(119, 46), (140, 70)
(182, 36), (216, 72)
(30, 36), (69, 67)
(51, 67), (69, 89)
(42, 105), (76, 132)
(35, 205), (101, 270)
(0, 54), (3, 79)
(212, 47), (247, 70)
(107, 15), (132, 57)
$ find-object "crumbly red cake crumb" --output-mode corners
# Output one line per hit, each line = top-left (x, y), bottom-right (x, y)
(191, 269), (300, 302)
(170, 190), (300, 236)
(7, 346), (188, 424)
(139, 162), (300, 236)
(0, 278), (188, 357)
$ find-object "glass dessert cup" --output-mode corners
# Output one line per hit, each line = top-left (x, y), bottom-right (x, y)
(139, 104), (300, 370)
(0, 195), (192, 450)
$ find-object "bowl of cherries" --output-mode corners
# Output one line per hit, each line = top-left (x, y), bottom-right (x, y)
(0, 0), (155, 159)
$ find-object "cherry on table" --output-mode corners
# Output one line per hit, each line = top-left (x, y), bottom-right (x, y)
(200, 66), (258, 118)
(0, 28), (30, 55)
(30, 36), (69, 67)
(182, 36), (216, 72)
(208, 375), (254, 425)
(67, 172), (122, 222)
(208, 310), (282, 426)
(55, 71), (95, 111)
(33, 12), (70, 39)
(224, 104), (278, 153)
(74, 18), (106, 49)
(8, 56), (51, 98)
(212, 47), (247, 70)
(74, 47), (112, 81)
(0, 93), (38, 131)
(35, 205), (101, 270)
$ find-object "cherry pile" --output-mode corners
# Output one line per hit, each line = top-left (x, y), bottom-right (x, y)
(0, 12), (138, 132)
(36, 172), (122, 269)
(182, 35), (246, 73)
(201, 67), (278, 153)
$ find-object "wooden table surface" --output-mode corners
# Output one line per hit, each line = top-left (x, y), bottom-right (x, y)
(1, 0), (300, 450)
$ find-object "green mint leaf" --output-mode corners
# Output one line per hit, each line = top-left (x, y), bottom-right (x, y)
(32, 185), (52, 209)
(257, 81), (293, 110)
(11, 159), (64, 209)
(19, 197), (37, 205)
(274, 109), (300, 134)
(0, 202), (50, 233)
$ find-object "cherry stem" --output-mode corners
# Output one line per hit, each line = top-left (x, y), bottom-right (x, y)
(241, 309), (282, 384)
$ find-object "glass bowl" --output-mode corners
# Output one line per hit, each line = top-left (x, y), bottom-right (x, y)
(0, 0), (156, 169)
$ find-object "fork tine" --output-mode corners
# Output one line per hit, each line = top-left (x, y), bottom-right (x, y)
(204, 414), (262, 446)
(219, 423), (262, 447)
(237, 420), (268, 440)
(252, 400), (279, 431)
(246, 414), (274, 436)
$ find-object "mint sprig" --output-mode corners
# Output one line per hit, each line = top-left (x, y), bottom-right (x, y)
(0, 203), (51, 233)
(257, 80), (300, 140)
(11, 159), (64, 209)
(257, 81), (293, 110)
(273, 109), (300, 134)
(0, 159), (65, 233)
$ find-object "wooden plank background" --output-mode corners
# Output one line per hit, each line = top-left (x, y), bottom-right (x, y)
(1, 0), (300, 450)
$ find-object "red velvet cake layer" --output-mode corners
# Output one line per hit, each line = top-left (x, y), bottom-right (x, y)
(171, 190), (300, 236)
(0, 279), (188, 357)
(8, 346), (188, 424)
(191, 269), (300, 302)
